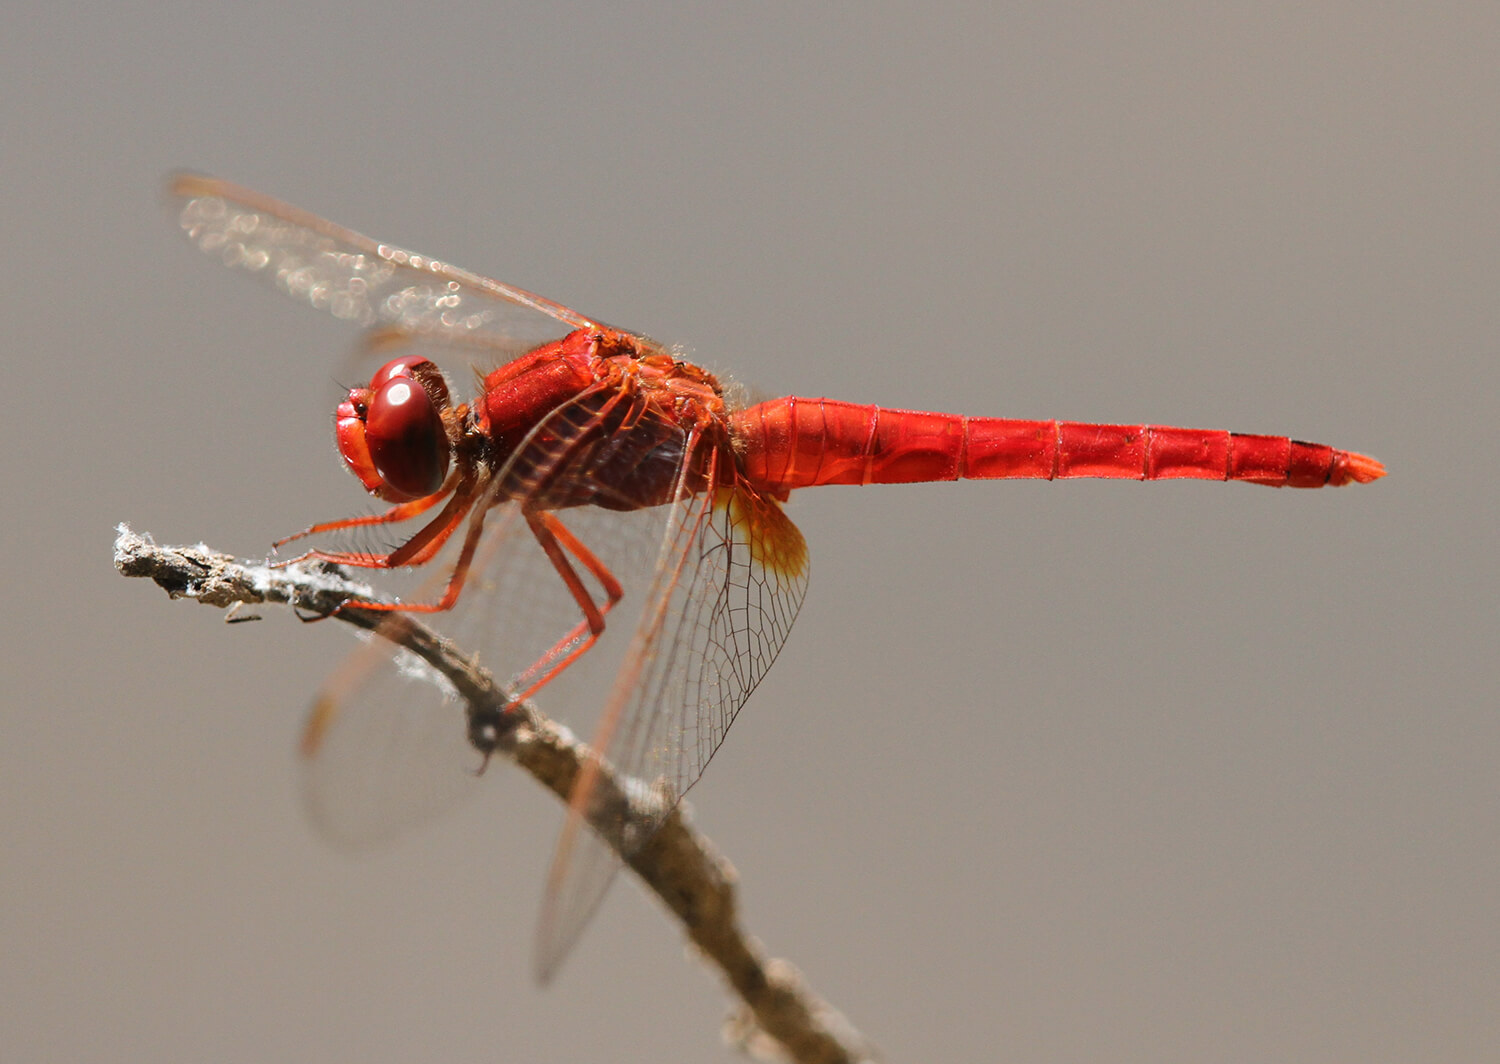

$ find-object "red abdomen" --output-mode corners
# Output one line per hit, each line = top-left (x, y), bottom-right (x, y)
(731, 398), (1384, 493)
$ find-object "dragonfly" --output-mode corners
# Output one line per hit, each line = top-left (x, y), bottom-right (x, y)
(169, 175), (1385, 981)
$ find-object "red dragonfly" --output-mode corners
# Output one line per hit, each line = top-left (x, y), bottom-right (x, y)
(170, 175), (1384, 980)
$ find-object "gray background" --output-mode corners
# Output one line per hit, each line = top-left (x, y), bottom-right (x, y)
(4, 4), (1494, 1062)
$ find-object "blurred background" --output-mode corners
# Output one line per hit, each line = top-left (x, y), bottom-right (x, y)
(3, 5), (1495, 1062)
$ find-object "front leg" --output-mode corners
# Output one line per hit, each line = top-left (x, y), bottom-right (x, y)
(272, 487), (451, 553)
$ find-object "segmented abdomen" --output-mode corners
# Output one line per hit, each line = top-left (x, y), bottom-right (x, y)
(731, 398), (1384, 492)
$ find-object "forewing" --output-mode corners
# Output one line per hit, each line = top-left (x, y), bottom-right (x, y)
(535, 462), (810, 980)
(170, 174), (594, 351)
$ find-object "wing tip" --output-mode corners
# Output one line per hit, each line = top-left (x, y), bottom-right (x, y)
(532, 888), (588, 987)
(532, 942), (566, 986)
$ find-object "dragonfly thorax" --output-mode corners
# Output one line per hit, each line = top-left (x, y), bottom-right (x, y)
(476, 328), (730, 512)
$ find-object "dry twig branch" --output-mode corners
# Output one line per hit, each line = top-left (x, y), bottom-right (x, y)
(113, 525), (878, 1064)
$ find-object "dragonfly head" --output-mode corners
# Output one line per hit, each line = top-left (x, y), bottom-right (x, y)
(336, 356), (453, 502)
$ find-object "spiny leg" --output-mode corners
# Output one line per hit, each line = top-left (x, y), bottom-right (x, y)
(272, 483), (452, 552)
(335, 476), (499, 615)
(281, 477), (478, 571)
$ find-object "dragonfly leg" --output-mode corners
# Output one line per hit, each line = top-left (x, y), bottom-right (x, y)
(505, 510), (626, 705)
(272, 481), (453, 551)
(281, 478), (488, 624)
(320, 475), (506, 619)
(278, 476), (478, 572)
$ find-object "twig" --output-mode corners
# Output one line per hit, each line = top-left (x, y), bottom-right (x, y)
(113, 525), (879, 1064)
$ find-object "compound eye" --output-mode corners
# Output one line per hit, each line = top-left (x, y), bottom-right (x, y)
(364, 372), (450, 499)
(370, 356), (451, 407)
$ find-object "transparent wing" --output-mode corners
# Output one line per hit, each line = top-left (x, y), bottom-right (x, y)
(615, 476), (809, 805)
(170, 174), (595, 351)
(298, 499), (527, 848)
(298, 396), (682, 850)
(298, 619), (492, 850)
(535, 453), (811, 980)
